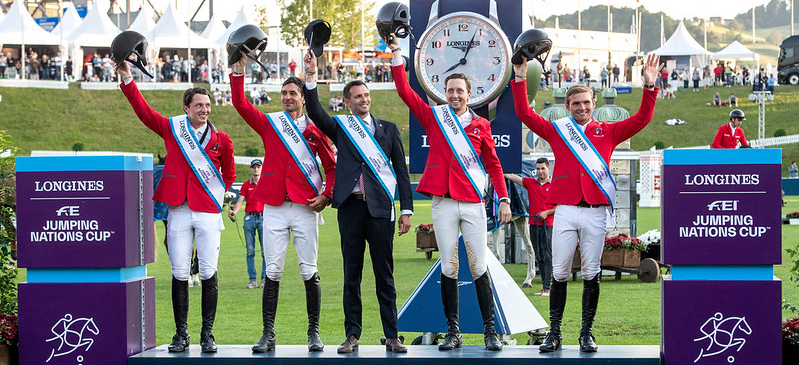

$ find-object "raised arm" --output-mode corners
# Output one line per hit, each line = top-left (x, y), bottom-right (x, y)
(118, 59), (169, 137)
(230, 54), (269, 134)
(510, 60), (555, 140)
(608, 53), (661, 144)
(387, 34), (436, 130)
(302, 51), (338, 142)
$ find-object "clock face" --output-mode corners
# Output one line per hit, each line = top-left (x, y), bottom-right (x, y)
(414, 11), (512, 108)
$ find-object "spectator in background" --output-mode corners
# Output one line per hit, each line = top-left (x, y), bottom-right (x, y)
(250, 87), (261, 106)
(65, 56), (73, 81)
(54, 52), (63, 80)
(0, 53), (7, 79)
(102, 54), (113, 82)
(93, 53), (102, 80)
(289, 59), (297, 77)
(703, 65), (712, 90)
(714, 63), (723, 86)
(729, 93), (738, 107)
(227, 159), (266, 289)
(789, 161), (798, 178)
(213, 88), (222, 106)
(600, 67), (608, 88)
(682, 69), (689, 89)
(692, 67), (701, 91)
(713, 92), (721, 106)
(725, 62), (733, 87)
(259, 87), (270, 105)
(40, 54), (50, 80)
(612, 64), (620, 84)
(223, 90), (232, 106)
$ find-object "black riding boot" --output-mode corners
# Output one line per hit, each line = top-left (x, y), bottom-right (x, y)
(437, 274), (462, 350)
(579, 275), (600, 352)
(200, 273), (218, 353)
(305, 273), (324, 351)
(168, 277), (190, 352)
(252, 277), (279, 352)
(474, 272), (502, 351)
(539, 279), (567, 352)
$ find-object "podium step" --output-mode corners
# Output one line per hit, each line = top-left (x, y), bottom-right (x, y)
(129, 345), (660, 364)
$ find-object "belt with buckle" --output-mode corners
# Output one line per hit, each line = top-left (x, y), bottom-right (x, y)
(576, 200), (606, 208)
(245, 212), (263, 216)
(350, 193), (366, 201)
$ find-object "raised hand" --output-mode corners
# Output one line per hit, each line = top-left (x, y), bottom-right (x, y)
(642, 53), (662, 87)
(303, 50), (317, 75)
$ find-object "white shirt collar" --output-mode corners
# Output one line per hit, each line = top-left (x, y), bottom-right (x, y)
(456, 110), (472, 127)
(294, 114), (307, 133)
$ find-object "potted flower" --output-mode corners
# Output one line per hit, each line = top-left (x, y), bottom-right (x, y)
(784, 317), (799, 360)
(415, 223), (437, 249)
(787, 212), (799, 225)
(0, 313), (17, 364)
(601, 233), (648, 268)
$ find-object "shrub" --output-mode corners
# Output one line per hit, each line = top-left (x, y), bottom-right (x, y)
(654, 141), (665, 150)
(775, 129), (787, 137)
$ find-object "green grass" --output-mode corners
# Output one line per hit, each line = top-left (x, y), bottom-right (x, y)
(15, 199), (799, 347)
(5, 80), (799, 346)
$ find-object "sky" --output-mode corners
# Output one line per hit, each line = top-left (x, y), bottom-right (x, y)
(138, 0), (775, 24)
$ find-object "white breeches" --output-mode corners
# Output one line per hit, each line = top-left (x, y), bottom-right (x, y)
(551, 205), (607, 282)
(167, 203), (224, 281)
(431, 195), (488, 280)
(263, 201), (320, 281)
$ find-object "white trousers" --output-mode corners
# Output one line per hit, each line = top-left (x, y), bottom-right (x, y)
(431, 195), (488, 279)
(551, 205), (607, 282)
(263, 201), (319, 281)
(167, 203), (224, 281)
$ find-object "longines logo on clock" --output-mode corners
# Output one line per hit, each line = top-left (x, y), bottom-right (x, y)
(447, 40), (481, 50)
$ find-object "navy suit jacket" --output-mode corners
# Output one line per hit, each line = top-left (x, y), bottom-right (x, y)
(303, 85), (413, 219)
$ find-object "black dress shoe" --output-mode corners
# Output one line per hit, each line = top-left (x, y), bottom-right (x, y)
(579, 332), (598, 352)
(385, 338), (407, 353)
(252, 331), (276, 352)
(200, 334), (217, 353)
(168, 333), (190, 352)
(438, 333), (462, 350)
(337, 335), (359, 353)
(539, 331), (562, 352)
(484, 332), (503, 351)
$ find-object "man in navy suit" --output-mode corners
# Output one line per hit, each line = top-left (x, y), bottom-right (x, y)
(303, 51), (413, 353)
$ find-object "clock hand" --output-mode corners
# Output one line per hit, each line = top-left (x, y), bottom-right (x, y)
(462, 30), (478, 61)
(444, 60), (463, 73)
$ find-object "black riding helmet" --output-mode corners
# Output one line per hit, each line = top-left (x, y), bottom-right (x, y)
(304, 20), (331, 58)
(512, 29), (552, 66)
(111, 30), (154, 78)
(730, 109), (746, 120)
(226, 24), (268, 67)
(376, 2), (411, 41)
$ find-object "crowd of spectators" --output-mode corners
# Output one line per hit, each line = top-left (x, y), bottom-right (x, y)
(0, 50), (74, 81)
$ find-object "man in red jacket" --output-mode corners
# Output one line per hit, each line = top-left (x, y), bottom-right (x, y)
(711, 109), (748, 148)
(387, 34), (511, 351)
(231, 55), (336, 353)
(118, 61), (236, 354)
(511, 53), (660, 353)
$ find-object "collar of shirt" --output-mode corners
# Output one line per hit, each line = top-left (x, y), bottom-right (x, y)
(456, 110), (473, 127)
(361, 114), (375, 134)
(193, 123), (209, 146)
(729, 123), (737, 134)
(294, 114), (307, 133)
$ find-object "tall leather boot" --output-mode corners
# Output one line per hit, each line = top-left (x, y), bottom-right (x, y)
(539, 279), (567, 352)
(437, 274), (462, 350)
(200, 273), (218, 353)
(304, 273), (324, 352)
(579, 275), (600, 352)
(168, 276), (190, 352)
(474, 272), (502, 351)
(252, 277), (279, 352)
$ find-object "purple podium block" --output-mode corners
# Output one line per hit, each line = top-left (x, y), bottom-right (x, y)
(18, 278), (156, 365)
(16, 156), (154, 268)
(662, 278), (782, 365)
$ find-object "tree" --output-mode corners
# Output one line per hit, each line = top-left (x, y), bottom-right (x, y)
(257, 0), (377, 51)
(768, 30), (784, 46)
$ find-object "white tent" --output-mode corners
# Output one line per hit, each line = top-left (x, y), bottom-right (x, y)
(0, 0), (59, 45)
(128, 5), (156, 36)
(650, 21), (710, 57)
(0, 8), (5, 24)
(201, 13), (227, 42)
(214, 6), (252, 47)
(50, 4), (83, 39)
(66, 1), (120, 47)
(148, 1), (217, 50)
(713, 41), (759, 60)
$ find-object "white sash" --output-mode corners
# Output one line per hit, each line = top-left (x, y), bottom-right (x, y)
(169, 115), (226, 212)
(334, 115), (397, 220)
(552, 116), (616, 209)
(431, 105), (487, 199)
(264, 112), (323, 195)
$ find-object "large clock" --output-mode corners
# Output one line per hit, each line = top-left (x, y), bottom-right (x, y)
(414, 1), (513, 108)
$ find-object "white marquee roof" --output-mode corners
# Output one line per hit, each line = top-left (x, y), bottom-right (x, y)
(201, 13), (227, 42)
(0, 0), (59, 45)
(713, 40), (759, 60)
(128, 5), (156, 35)
(650, 21), (710, 56)
(215, 6), (252, 46)
(148, 1), (216, 49)
(66, 1), (120, 47)
(50, 4), (83, 38)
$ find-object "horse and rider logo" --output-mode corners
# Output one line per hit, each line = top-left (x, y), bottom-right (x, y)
(693, 312), (752, 363)
(45, 313), (100, 363)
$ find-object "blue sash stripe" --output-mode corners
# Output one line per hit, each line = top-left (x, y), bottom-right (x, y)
(431, 105), (487, 200)
(169, 116), (225, 212)
(264, 112), (322, 195)
(551, 118), (615, 209)
(335, 115), (397, 201)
